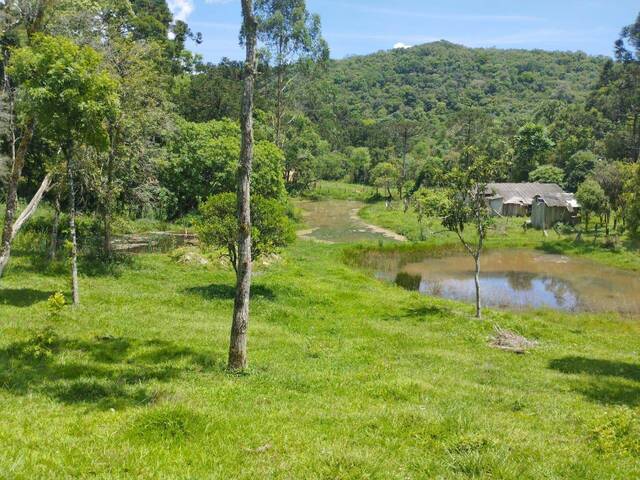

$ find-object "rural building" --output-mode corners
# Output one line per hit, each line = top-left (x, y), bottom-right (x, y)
(485, 183), (567, 217)
(531, 193), (580, 229)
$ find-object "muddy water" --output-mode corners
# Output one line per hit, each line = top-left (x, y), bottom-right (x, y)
(371, 249), (640, 313)
(296, 200), (405, 243)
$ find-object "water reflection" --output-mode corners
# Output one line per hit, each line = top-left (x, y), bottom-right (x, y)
(395, 272), (421, 291)
(371, 249), (640, 314)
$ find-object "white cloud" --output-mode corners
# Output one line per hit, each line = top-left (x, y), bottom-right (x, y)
(393, 42), (412, 50)
(168, 0), (194, 22)
(204, 0), (235, 4)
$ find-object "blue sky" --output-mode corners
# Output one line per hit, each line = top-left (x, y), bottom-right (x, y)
(167, 0), (639, 63)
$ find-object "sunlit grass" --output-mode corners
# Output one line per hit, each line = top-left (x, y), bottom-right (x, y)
(0, 237), (639, 478)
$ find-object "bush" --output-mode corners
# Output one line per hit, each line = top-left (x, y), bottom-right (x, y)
(197, 193), (295, 271)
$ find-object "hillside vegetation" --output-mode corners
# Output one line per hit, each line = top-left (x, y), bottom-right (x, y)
(302, 41), (605, 134)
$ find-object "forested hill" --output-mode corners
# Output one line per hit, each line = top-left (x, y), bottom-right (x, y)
(295, 40), (608, 144)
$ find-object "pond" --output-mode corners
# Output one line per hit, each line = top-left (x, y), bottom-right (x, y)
(369, 248), (640, 314)
(296, 200), (405, 243)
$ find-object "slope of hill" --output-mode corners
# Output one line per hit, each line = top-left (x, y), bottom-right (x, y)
(296, 41), (608, 146)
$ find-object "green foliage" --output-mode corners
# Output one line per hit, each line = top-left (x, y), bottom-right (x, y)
(347, 147), (372, 184)
(511, 123), (554, 181)
(47, 292), (66, 318)
(370, 162), (398, 198)
(8, 34), (119, 149)
(316, 151), (349, 181)
(293, 41), (604, 152)
(162, 119), (286, 216)
(566, 150), (598, 192)
(576, 178), (608, 229)
(624, 164), (640, 236)
(197, 193), (295, 270)
(16, 327), (60, 360)
(528, 164), (565, 186)
(413, 188), (449, 240)
(590, 407), (640, 457)
(283, 116), (328, 193)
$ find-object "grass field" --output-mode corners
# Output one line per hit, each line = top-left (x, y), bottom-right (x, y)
(1, 234), (640, 478)
(2, 185), (640, 478)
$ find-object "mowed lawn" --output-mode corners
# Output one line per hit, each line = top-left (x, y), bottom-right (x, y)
(0, 240), (639, 478)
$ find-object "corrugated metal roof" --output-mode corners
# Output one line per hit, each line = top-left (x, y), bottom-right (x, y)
(486, 183), (565, 205)
(534, 192), (579, 210)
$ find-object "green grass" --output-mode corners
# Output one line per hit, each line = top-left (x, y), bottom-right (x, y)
(1, 238), (639, 478)
(303, 180), (376, 201)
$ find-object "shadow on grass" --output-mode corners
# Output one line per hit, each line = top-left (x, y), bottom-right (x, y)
(8, 252), (136, 279)
(549, 356), (640, 407)
(184, 283), (276, 301)
(383, 304), (451, 322)
(0, 288), (53, 307)
(0, 335), (215, 410)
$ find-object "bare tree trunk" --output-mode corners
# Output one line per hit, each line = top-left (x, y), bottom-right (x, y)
(65, 142), (80, 305)
(0, 121), (35, 279)
(275, 66), (284, 148)
(474, 254), (481, 319)
(49, 190), (61, 261)
(228, 0), (257, 371)
(10, 173), (52, 241)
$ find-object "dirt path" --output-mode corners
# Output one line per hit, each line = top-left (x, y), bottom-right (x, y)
(348, 208), (407, 242)
(296, 199), (406, 243)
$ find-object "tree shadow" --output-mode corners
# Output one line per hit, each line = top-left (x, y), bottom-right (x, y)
(0, 288), (53, 307)
(382, 304), (450, 322)
(184, 283), (276, 301)
(0, 334), (215, 410)
(549, 357), (640, 382)
(549, 356), (640, 407)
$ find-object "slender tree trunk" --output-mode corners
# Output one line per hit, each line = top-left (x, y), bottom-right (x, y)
(50, 190), (61, 261)
(0, 121), (35, 279)
(228, 0), (257, 371)
(276, 66), (284, 148)
(474, 254), (481, 319)
(103, 128), (117, 258)
(65, 142), (80, 305)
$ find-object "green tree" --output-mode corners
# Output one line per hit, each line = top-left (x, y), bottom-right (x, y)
(625, 163), (640, 236)
(511, 123), (554, 181)
(229, 0), (258, 371)
(528, 165), (565, 186)
(255, 0), (328, 146)
(8, 34), (118, 304)
(576, 178), (608, 231)
(282, 115), (327, 193)
(162, 119), (285, 216)
(565, 150), (597, 192)
(348, 147), (371, 184)
(593, 161), (626, 234)
(198, 193), (295, 272)
(438, 149), (498, 319)
(370, 162), (398, 199)
(413, 188), (448, 241)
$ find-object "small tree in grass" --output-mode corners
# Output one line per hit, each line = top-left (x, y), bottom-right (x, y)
(438, 149), (498, 319)
(370, 161), (398, 200)
(576, 178), (608, 232)
(198, 193), (295, 272)
(413, 188), (449, 241)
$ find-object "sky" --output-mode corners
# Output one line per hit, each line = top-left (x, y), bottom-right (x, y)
(168, 0), (640, 63)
